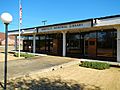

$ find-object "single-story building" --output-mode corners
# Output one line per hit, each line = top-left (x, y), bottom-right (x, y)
(8, 15), (120, 62)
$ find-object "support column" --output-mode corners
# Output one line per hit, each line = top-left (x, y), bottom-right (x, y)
(33, 34), (36, 53)
(14, 35), (17, 51)
(62, 32), (66, 56)
(117, 28), (120, 62)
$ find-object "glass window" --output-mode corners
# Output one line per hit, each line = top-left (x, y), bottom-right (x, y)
(22, 36), (33, 40)
(40, 35), (46, 53)
(29, 36), (33, 40)
(36, 36), (39, 40)
(67, 33), (81, 57)
(113, 31), (117, 57)
(97, 30), (114, 57)
(22, 36), (29, 40)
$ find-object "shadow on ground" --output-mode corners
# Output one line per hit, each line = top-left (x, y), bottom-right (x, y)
(0, 76), (101, 90)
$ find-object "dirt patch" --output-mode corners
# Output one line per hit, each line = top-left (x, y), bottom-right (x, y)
(2, 64), (120, 90)
(0, 46), (24, 62)
(0, 53), (24, 62)
(28, 65), (120, 90)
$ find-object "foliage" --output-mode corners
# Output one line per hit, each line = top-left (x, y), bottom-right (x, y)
(0, 76), (101, 90)
(2, 77), (81, 90)
(14, 52), (35, 58)
(80, 61), (110, 70)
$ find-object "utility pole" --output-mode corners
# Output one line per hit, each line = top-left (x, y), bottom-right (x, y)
(42, 20), (47, 26)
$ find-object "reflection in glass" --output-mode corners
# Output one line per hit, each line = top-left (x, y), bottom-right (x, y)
(97, 31), (116, 57)
(84, 32), (96, 57)
(67, 33), (82, 57)
(40, 35), (46, 53)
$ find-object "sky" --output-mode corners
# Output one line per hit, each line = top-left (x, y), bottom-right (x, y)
(0, 0), (120, 32)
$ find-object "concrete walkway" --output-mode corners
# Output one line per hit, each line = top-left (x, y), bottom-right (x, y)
(11, 50), (120, 66)
(0, 55), (76, 81)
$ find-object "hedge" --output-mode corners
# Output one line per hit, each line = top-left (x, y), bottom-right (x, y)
(14, 53), (35, 58)
(80, 61), (110, 70)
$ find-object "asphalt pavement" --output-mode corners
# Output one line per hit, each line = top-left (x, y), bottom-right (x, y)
(0, 55), (74, 81)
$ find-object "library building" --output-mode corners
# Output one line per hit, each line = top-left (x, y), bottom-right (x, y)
(8, 15), (120, 62)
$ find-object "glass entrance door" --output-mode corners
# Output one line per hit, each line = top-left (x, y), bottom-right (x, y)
(84, 32), (97, 57)
(45, 34), (53, 54)
(23, 40), (33, 52)
(52, 34), (62, 56)
(45, 34), (62, 56)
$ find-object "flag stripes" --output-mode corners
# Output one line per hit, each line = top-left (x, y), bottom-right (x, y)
(19, 1), (22, 25)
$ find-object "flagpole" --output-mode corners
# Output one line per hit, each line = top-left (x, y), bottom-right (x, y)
(18, 0), (21, 58)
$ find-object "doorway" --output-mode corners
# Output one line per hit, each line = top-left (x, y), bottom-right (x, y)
(84, 32), (97, 57)
(45, 34), (62, 56)
(23, 40), (33, 52)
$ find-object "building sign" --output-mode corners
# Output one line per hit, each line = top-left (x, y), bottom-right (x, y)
(38, 21), (91, 32)
(8, 21), (91, 35)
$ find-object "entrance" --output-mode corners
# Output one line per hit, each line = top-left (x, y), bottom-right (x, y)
(46, 34), (63, 56)
(23, 40), (33, 52)
(46, 34), (53, 54)
(84, 32), (97, 57)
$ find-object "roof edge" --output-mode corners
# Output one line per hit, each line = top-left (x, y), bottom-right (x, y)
(8, 14), (120, 32)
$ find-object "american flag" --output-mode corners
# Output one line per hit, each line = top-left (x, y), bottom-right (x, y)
(19, 1), (22, 25)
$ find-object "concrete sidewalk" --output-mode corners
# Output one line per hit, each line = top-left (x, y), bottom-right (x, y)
(11, 50), (120, 66)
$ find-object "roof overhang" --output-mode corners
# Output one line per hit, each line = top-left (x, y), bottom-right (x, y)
(8, 24), (120, 36)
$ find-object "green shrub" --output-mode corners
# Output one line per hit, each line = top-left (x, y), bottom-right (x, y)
(24, 53), (35, 58)
(80, 61), (110, 70)
(14, 53), (35, 58)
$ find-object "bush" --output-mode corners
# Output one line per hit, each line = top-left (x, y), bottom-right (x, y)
(24, 53), (35, 58)
(14, 53), (35, 58)
(80, 61), (110, 70)
(4, 77), (82, 90)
